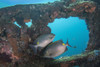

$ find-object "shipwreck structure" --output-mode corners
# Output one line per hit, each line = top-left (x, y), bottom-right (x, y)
(0, 0), (100, 67)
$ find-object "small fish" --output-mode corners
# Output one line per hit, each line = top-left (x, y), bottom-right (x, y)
(40, 40), (72, 58)
(30, 33), (55, 54)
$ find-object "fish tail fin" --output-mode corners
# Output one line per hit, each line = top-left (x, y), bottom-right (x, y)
(66, 39), (72, 47)
(29, 45), (38, 55)
(66, 39), (77, 48)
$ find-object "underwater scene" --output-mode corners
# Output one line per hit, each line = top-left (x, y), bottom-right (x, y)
(0, 0), (100, 67)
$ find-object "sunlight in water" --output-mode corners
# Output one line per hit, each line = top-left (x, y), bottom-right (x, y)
(48, 16), (89, 59)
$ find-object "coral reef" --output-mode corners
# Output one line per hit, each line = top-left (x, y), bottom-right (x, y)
(0, 0), (100, 67)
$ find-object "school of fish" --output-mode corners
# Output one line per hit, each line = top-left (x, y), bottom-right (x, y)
(30, 33), (74, 58)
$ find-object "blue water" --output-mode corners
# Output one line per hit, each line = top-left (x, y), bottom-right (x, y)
(14, 21), (21, 28)
(25, 19), (32, 27)
(48, 17), (89, 59)
(0, 0), (59, 8)
(0, 0), (59, 7)
(0, 2), (11, 8)
(13, 19), (32, 28)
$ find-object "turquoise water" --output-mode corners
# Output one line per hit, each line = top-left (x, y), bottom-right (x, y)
(25, 19), (32, 28)
(14, 20), (32, 28)
(0, 0), (89, 58)
(14, 21), (21, 28)
(0, 2), (11, 8)
(0, 0), (59, 8)
(48, 17), (89, 59)
(0, 0), (59, 6)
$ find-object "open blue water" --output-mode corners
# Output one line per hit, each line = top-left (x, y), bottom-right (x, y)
(48, 17), (89, 59)
(0, 0), (59, 8)
(0, 0), (89, 59)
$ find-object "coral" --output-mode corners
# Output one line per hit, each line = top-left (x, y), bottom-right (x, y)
(24, 19), (31, 23)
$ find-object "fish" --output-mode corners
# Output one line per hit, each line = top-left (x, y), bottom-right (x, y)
(40, 40), (72, 58)
(30, 33), (55, 54)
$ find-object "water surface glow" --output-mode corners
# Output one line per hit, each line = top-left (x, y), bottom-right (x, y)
(48, 17), (89, 59)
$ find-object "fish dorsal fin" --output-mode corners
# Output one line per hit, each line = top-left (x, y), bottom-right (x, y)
(54, 40), (59, 43)
(54, 40), (62, 44)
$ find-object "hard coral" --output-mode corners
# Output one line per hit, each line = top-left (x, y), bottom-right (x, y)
(85, 6), (96, 13)
(24, 19), (31, 23)
(7, 36), (22, 58)
(0, 45), (12, 55)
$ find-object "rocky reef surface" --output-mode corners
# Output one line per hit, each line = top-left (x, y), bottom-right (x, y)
(0, 0), (100, 67)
